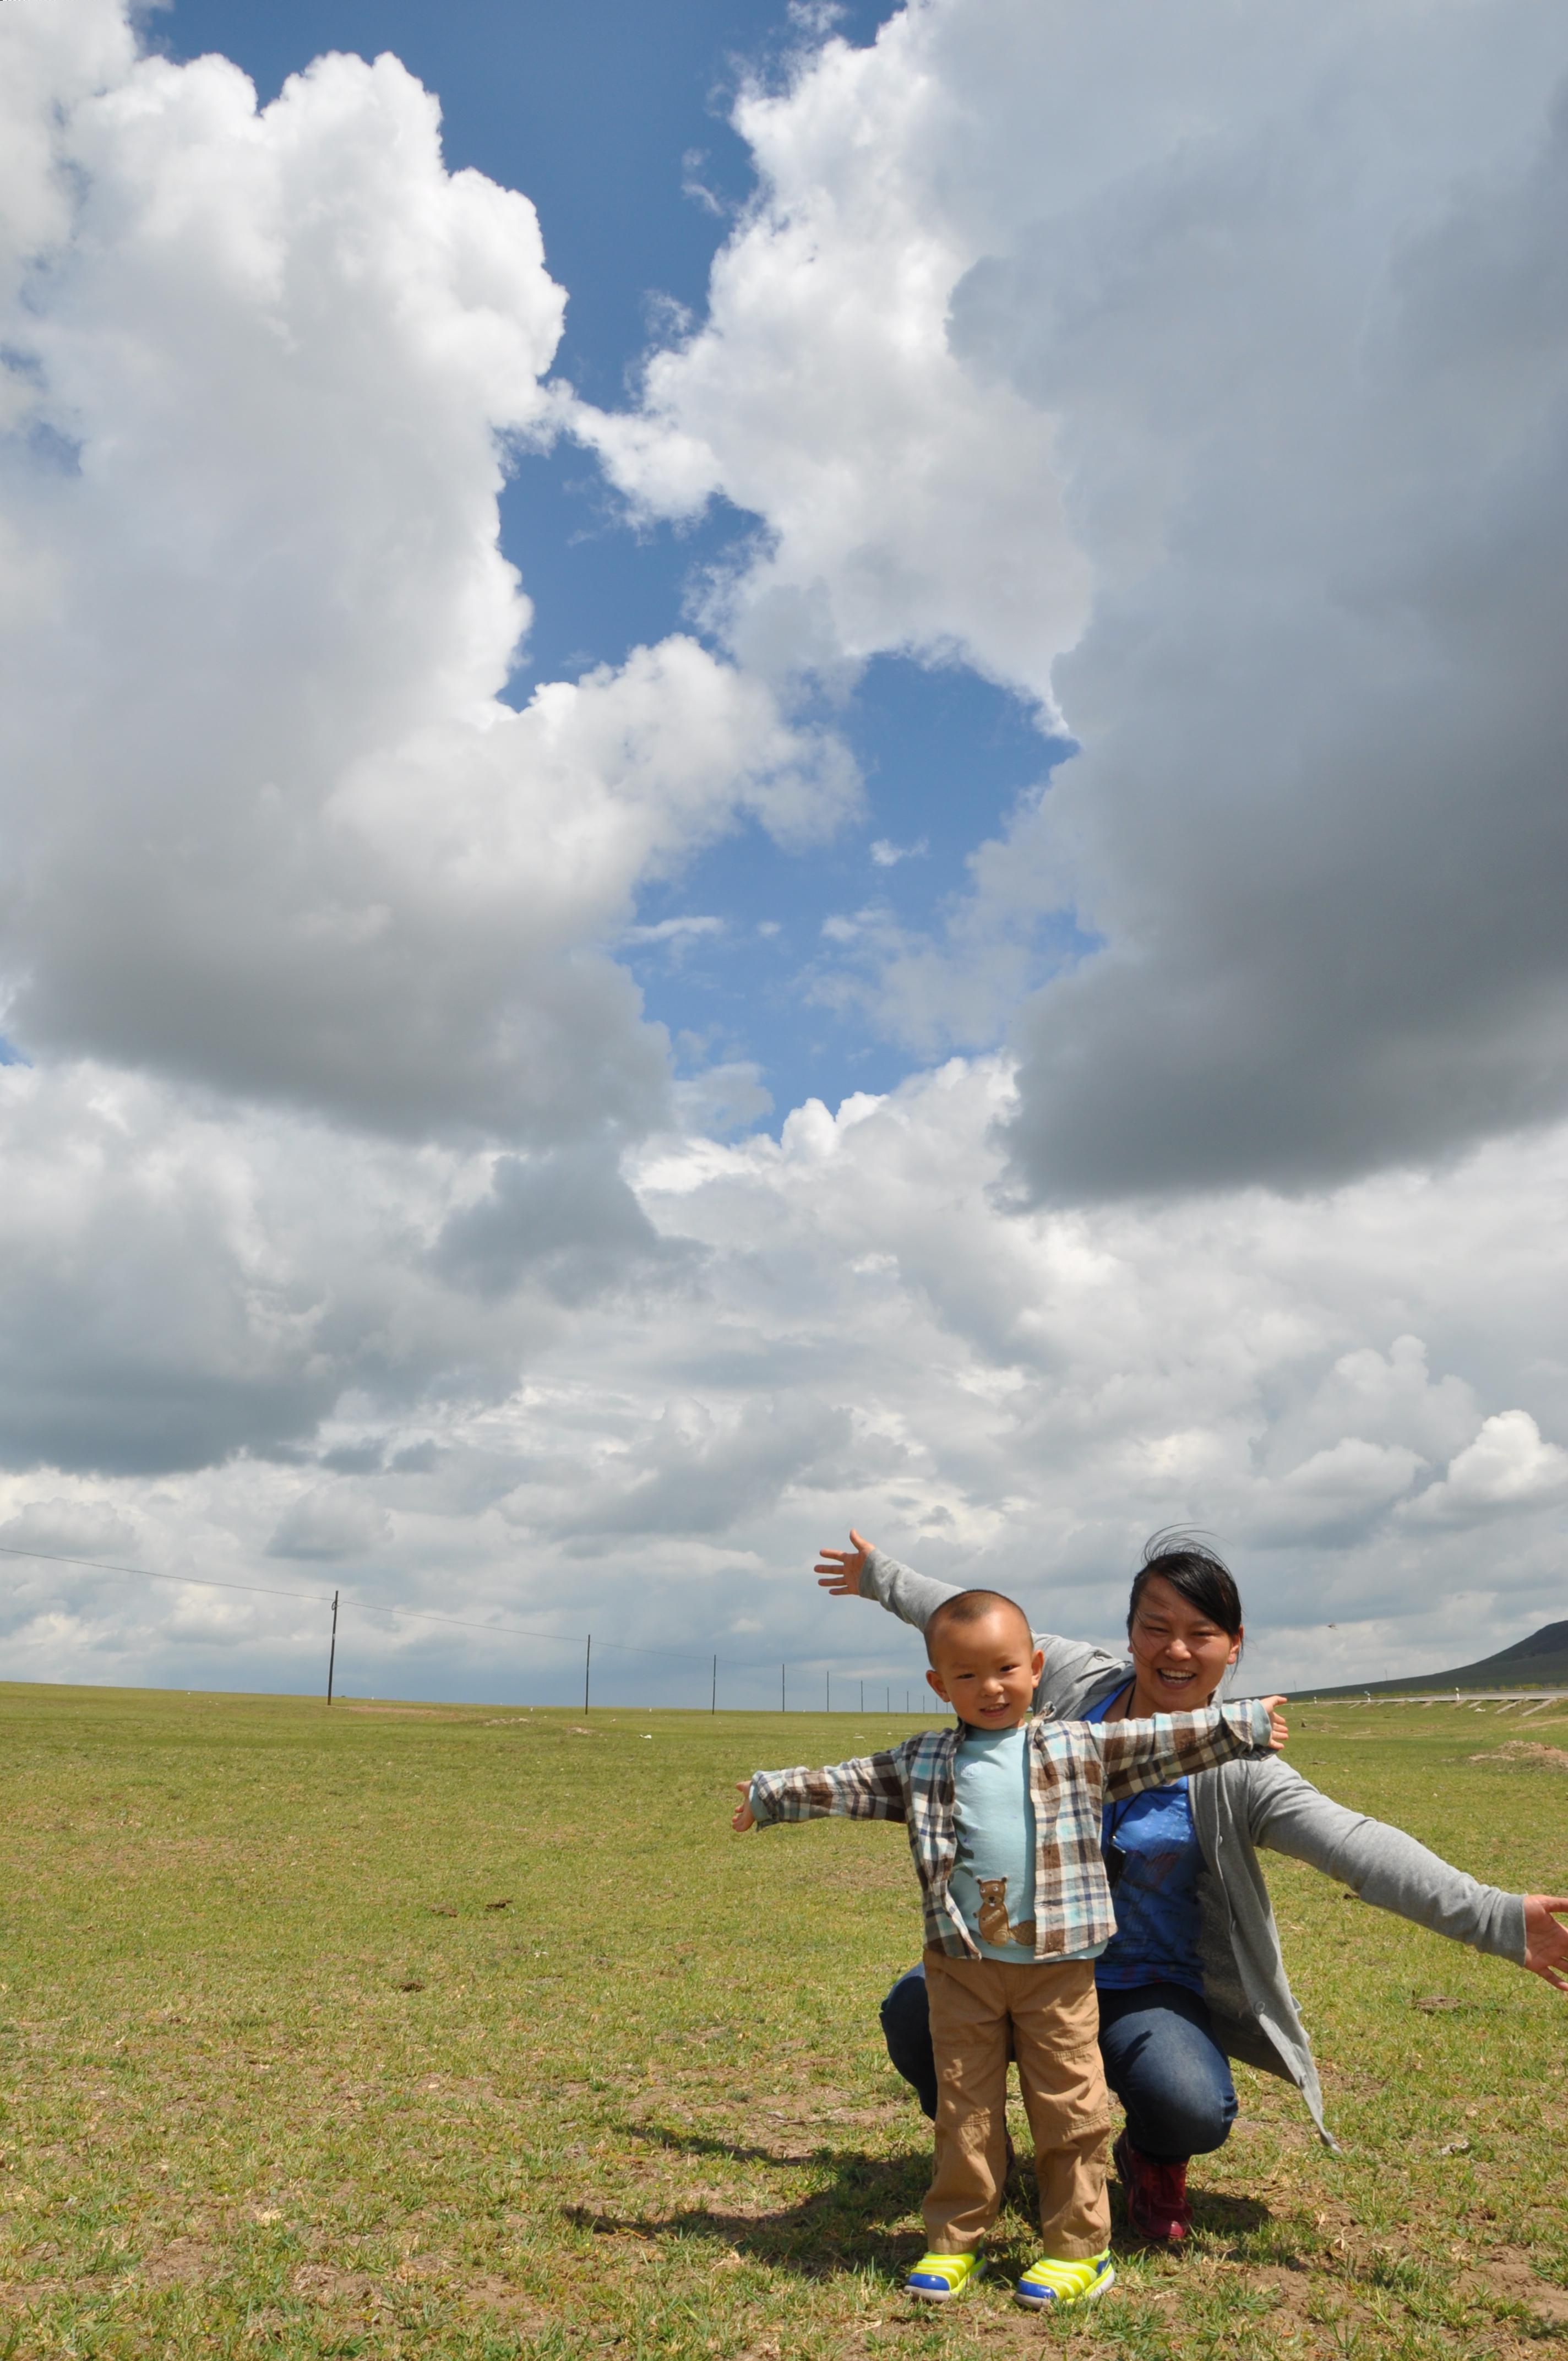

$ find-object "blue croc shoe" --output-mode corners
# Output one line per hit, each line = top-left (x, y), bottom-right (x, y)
(1014, 2250), (1115, 2310)
(906, 2251), (987, 2302)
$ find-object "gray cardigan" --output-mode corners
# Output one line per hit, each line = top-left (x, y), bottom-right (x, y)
(864, 1548), (1527, 2145)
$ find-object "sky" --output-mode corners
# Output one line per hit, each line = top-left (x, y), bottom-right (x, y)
(2, 0), (1567, 1710)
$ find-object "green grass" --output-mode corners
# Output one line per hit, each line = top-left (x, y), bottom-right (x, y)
(0, 1685), (1564, 2358)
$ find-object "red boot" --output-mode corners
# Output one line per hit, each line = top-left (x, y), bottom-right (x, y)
(1113, 2129), (1192, 2243)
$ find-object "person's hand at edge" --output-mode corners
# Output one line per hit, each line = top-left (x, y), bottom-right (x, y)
(1522, 1895), (1568, 1991)
(1261, 1696), (1289, 1751)
(732, 1781), (756, 1833)
(816, 1527), (874, 1596)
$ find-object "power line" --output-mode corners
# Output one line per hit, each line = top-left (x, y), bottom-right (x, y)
(0, 1540), (331, 1608)
(0, 1542), (710, 1663)
(350, 1596), (716, 1666)
(0, 1539), (919, 1683)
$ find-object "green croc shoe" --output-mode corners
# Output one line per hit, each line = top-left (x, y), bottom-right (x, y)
(1013, 2250), (1115, 2310)
(906, 2252), (987, 2302)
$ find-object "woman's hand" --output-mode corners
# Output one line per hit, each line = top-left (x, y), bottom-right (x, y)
(1522, 1894), (1568, 1991)
(1261, 1695), (1289, 1751)
(731, 1781), (756, 1833)
(816, 1527), (874, 1596)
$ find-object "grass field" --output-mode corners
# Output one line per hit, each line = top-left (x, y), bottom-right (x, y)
(0, 1683), (1565, 2360)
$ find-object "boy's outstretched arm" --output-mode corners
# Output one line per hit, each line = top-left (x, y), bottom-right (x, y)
(1097, 1696), (1287, 1800)
(729, 1748), (908, 1831)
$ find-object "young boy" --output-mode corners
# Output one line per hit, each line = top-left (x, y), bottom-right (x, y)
(732, 1588), (1287, 2310)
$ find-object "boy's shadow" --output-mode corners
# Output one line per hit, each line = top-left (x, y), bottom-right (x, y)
(567, 2123), (929, 2278)
(570, 2123), (1275, 2278)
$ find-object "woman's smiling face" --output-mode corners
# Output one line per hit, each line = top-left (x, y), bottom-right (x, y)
(1126, 1573), (1242, 1714)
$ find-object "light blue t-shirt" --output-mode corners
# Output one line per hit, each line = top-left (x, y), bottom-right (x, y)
(1081, 1686), (1205, 1993)
(949, 1722), (1104, 1964)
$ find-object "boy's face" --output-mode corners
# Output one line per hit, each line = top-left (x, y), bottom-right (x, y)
(926, 1609), (1044, 1729)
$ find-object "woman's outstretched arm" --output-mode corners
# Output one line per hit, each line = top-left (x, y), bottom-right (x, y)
(1247, 1757), (1530, 1964)
(816, 1531), (964, 1627)
(815, 1531), (1129, 1705)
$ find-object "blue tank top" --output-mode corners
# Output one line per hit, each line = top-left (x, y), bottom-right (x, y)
(1082, 1685), (1205, 1993)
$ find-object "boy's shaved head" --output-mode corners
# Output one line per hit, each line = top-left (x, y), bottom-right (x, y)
(925, 1588), (1033, 1666)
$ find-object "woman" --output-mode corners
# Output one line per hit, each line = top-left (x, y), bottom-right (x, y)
(816, 1529), (1568, 2243)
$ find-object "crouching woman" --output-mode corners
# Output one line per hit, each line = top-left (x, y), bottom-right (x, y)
(817, 1530), (1568, 2242)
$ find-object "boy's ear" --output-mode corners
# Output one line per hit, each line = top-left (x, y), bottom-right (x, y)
(1031, 1645), (1045, 1682)
(925, 1666), (950, 1705)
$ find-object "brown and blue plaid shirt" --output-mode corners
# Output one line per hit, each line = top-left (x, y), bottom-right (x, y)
(747, 1699), (1274, 1961)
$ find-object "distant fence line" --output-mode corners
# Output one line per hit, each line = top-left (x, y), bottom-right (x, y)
(1311, 1689), (1567, 1712)
(32, 1538), (1560, 1720)
(0, 1539), (929, 1713)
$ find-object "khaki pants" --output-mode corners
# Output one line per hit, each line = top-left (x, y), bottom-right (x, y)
(922, 1947), (1110, 2259)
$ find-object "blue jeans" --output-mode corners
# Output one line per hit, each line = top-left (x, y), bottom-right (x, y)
(880, 1966), (1237, 2164)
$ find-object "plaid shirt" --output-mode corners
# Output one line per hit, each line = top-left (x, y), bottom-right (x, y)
(748, 1700), (1273, 1961)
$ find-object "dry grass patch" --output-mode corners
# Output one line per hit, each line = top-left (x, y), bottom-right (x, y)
(1471, 1739), (1568, 1771)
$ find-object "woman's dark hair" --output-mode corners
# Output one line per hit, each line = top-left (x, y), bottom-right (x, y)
(1127, 1531), (1243, 1639)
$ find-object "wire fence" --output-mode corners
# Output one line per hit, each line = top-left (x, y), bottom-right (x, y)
(0, 1540), (933, 1715)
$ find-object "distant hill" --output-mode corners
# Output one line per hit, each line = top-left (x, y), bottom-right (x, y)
(1311, 1618), (1568, 1699)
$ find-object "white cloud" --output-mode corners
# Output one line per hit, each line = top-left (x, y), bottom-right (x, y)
(0, 1497), (140, 1562)
(580, 0), (1568, 1194)
(1246, 1435), (1428, 1548)
(623, 916), (727, 946)
(433, 1141), (697, 1305)
(567, 13), (1086, 701)
(0, 1054), (721, 1479)
(1401, 1411), (1568, 1527)
(1281, 1440), (1425, 1505)
(3, 3), (1566, 1711)
(267, 1486), (394, 1562)
(1, 1050), (1566, 1693)
(0, 14), (857, 1146)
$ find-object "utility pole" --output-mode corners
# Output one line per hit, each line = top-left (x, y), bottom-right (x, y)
(886, 1685), (891, 1713)
(584, 1634), (592, 1713)
(825, 1671), (830, 1711)
(781, 1662), (787, 1713)
(711, 1654), (717, 1713)
(326, 1590), (339, 1705)
(859, 1680), (864, 1712)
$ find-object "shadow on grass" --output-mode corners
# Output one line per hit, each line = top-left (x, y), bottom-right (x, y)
(571, 2122), (1282, 2281)
(1147, 2187), (1273, 2246)
(569, 2123), (930, 2278)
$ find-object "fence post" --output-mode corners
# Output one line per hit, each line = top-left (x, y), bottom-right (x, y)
(326, 1589), (339, 1705)
(584, 1634), (592, 1714)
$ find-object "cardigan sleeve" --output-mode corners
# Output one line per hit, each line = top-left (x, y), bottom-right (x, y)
(1245, 1758), (1526, 1961)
